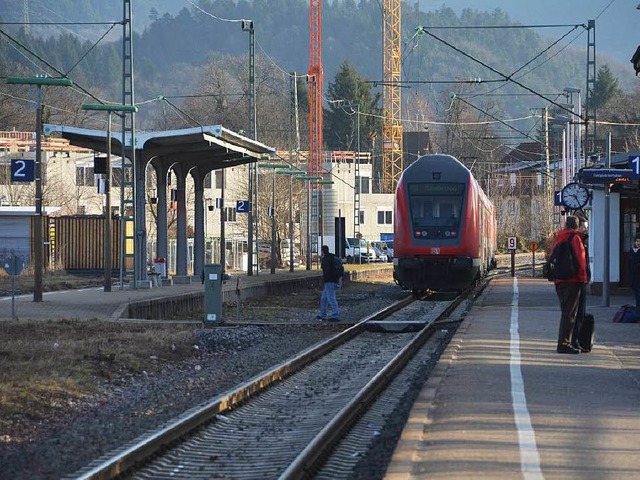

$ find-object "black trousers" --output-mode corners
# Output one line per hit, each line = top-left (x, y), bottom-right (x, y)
(572, 283), (588, 345)
(555, 282), (582, 348)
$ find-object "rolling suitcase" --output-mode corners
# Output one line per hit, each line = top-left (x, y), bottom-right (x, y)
(578, 313), (595, 352)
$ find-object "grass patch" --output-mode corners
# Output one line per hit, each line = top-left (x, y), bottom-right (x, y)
(0, 320), (199, 424)
(0, 269), (104, 294)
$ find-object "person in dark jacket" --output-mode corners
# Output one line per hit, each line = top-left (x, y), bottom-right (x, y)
(629, 236), (640, 307)
(551, 215), (588, 354)
(317, 245), (340, 321)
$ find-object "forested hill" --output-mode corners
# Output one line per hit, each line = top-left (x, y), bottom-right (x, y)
(0, 0), (628, 128)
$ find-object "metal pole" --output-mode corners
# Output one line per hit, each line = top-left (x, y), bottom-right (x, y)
(576, 92), (582, 171)
(247, 164), (253, 275)
(355, 104), (362, 264)
(306, 179), (311, 270)
(544, 108), (552, 233)
(220, 170), (226, 275)
(319, 189), (323, 251)
(34, 85), (43, 302)
(270, 169), (276, 274)
(104, 112), (112, 292)
(244, 20), (256, 276)
(603, 133), (611, 306)
(289, 175), (294, 272)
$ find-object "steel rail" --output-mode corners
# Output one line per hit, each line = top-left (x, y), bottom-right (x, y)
(279, 283), (478, 479)
(72, 294), (417, 480)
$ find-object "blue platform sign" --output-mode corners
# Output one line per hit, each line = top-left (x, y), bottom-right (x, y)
(579, 168), (637, 184)
(629, 156), (640, 175)
(10, 159), (35, 182)
(554, 191), (563, 206)
(236, 200), (251, 213)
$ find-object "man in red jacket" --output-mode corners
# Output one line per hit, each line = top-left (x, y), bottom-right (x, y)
(552, 215), (588, 354)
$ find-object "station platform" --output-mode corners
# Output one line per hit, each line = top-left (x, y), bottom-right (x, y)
(0, 268), (322, 321)
(385, 276), (640, 479)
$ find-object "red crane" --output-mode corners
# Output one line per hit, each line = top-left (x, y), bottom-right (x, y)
(308, 0), (323, 178)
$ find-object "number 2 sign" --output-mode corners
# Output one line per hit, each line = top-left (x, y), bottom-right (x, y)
(11, 159), (35, 182)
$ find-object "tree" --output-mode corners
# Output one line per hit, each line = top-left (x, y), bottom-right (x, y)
(165, 52), (298, 149)
(598, 84), (640, 150)
(592, 65), (623, 110)
(324, 60), (382, 151)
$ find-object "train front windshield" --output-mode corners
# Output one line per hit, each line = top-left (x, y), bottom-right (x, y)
(408, 182), (465, 239)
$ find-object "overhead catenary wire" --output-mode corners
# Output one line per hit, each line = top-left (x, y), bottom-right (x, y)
(63, 22), (118, 76)
(0, 27), (113, 106)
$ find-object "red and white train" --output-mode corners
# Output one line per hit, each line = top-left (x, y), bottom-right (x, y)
(393, 154), (497, 293)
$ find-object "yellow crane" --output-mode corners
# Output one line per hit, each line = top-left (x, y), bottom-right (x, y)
(382, 0), (402, 193)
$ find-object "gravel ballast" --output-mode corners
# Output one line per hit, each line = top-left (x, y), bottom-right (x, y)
(1, 276), (407, 480)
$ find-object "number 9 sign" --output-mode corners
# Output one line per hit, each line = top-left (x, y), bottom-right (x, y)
(507, 236), (517, 250)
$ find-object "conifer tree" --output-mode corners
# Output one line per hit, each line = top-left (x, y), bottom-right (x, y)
(324, 60), (381, 151)
(592, 65), (623, 110)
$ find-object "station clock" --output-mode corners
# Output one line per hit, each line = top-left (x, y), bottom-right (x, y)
(560, 182), (590, 210)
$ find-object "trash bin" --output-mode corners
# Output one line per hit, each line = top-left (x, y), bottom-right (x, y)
(153, 257), (167, 277)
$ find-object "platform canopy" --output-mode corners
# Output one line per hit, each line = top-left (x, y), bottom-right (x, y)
(42, 124), (275, 168)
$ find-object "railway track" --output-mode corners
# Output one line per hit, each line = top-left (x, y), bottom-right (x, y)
(69, 284), (483, 480)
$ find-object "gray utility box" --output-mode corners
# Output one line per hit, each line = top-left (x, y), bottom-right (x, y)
(203, 264), (223, 323)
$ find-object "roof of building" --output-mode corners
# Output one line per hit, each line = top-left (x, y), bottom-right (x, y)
(0, 206), (61, 216)
(42, 125), (275, 170)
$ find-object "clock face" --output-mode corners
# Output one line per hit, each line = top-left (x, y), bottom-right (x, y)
(561, 182), (590, 209)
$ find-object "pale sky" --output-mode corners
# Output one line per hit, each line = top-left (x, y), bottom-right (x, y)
(422, 0), (638, 64)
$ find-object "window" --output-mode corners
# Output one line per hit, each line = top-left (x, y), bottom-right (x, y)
(112, 166), (132, 187)
(359, 176), (370, 194)
(510, 173), (517, 187)
(225, 206), (236, 222)
(0, 163), (9, 185)
(377, 210), (392, 225)
(204, 172), (212, 189)
(215, 171), (223, 189)
(537, 172), (543, 186)
(358, 210), (365, 224)
(75, 166), (94, 186)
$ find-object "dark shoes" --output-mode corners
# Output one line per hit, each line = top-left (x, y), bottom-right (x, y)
(327, 317), (340, 322)
(557, 345), (580, 354)
(315, 315), (326, 321)
(571, 343), (589, 353)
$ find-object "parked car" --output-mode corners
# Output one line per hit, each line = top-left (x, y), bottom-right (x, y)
(346, 237), (377, 263)
(370, 244), (388, 263)
(371, 241), (393, 262)
(385, 241), (394, 259)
